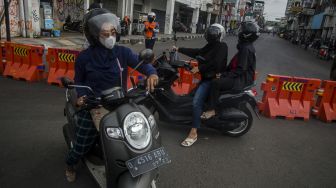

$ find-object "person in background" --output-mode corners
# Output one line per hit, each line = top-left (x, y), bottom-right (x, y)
(121, 16), (131, 36)
(144, 12), (159, 49)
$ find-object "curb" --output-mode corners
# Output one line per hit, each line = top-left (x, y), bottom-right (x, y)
(119, 34), (203, 44)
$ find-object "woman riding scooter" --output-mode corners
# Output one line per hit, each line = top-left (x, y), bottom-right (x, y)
(202, 21), (259, 119)
(65, 8), (159, 182)
(172, 23), (228, 147)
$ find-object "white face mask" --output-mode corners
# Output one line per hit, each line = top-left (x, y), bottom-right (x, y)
(99, 36), (116, 49)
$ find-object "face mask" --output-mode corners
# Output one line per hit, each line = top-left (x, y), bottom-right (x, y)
(99, 36), (116, 49)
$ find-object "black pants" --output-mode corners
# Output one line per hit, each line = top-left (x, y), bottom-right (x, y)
(145, 39), (156, 49)
(209, 77), (235, 109)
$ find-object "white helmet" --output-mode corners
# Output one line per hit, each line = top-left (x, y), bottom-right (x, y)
(148, 12), (156, 22)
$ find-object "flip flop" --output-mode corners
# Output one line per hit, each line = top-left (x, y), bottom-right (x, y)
(181, 137), (198, 147)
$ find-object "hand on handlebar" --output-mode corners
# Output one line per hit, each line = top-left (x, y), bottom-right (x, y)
(147, 74), (159, 92)
(190, 67), (199, 74)
(76, 96), (87, 107)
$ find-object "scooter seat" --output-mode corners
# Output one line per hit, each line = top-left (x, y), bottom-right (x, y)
(171, 60), (187, 68)
(220, 84), (254, 95)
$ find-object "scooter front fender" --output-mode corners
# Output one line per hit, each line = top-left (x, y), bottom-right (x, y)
(117, 170), (158, 188)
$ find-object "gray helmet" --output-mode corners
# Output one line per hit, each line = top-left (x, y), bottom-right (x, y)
(83, 8), (121, 46)
(204, 23), (226, 44)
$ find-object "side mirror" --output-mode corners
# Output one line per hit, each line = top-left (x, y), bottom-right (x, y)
(195, 55), (206, 64)
(139, 49), (154, 64)
(61, 77), (75, 89)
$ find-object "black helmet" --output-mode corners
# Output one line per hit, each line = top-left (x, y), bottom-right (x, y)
(83, 8), (121, 46)
(204, 23), (225, 44)
(238, 21), (259, 43)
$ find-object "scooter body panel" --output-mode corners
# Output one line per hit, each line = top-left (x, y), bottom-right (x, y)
(63, 92), (162, 188)
(99, 103), (161, 188)
(151, 87), (255, 132)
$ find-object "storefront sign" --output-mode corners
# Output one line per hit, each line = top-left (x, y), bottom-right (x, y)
(290, 6), (303, 13)
(303, 8), (315, 15)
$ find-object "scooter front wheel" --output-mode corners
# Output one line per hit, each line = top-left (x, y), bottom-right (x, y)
(151, 179), (157, 188)
(224, 108), (252, 137)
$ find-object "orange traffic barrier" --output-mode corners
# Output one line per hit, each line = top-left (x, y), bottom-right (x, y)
(47, 48), (80, 86)
(258, 74), (321, 120)
(127, 67), (145, 89)
(312, 80), (336, 122)
(3, 42), (44, 81)
(0, 41), (5, 74)
(172, 60), (201, 95)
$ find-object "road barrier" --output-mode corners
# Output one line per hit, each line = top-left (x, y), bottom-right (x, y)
(258, 74), (321, 120)
(312, 80), (336, 122)
(172, 60), (201, 95)
(127, 67), (144, 89)
(3, 42), (44, 82)
(47, 48), (80, 86)
(0, 42), (5, 74)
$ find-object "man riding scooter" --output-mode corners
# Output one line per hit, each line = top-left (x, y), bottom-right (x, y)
(172, 23), (228, 147)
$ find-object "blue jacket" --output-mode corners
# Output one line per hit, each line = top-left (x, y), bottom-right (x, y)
(74, 45), (157, 97)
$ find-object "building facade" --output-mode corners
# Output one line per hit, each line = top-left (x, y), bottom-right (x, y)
(285, 0), (336, 42)
(0, 0), (255, 38)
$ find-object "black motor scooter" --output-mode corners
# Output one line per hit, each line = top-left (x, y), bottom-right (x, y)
(141, 51), (260, 137)
(63, 15), (83, 33)
(61, 50), (170, 188)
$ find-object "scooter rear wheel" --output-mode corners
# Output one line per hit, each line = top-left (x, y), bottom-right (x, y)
(224, 108), (252, 137)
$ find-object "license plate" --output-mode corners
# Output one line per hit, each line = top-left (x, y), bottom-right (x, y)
(126, 147), (171, 177)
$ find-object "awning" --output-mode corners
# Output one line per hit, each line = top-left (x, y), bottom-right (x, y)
(311, 12), (325, 29)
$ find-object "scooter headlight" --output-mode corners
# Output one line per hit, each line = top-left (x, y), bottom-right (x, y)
(123, 112), (151, 150)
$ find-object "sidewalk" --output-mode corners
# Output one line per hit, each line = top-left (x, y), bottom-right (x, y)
(10, 32), (204, 50)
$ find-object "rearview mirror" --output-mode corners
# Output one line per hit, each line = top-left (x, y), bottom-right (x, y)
(60, 77), (75, 89)
(139, 49), (154, 63)
(195, 55), (206, 64)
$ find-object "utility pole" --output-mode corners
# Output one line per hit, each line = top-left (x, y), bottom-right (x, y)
(4, 0), (11, 41)
(218, 0), (224, 24)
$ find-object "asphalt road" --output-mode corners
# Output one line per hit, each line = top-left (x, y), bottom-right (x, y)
(1, 35), (336, 188)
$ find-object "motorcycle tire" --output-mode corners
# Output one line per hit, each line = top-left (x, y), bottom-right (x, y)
(224, 107), (253, 137)
(150, 180), (157, 188)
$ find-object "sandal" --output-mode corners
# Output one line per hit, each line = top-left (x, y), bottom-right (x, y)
(65, 165), (76, 182)
(200, 111), (216, 120)
(181, 137), (198, 147)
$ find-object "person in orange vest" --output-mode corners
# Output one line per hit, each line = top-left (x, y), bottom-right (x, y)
(144, 12), (159, 49)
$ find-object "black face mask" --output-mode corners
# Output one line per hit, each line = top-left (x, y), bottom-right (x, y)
(148, 17), (154, 22)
